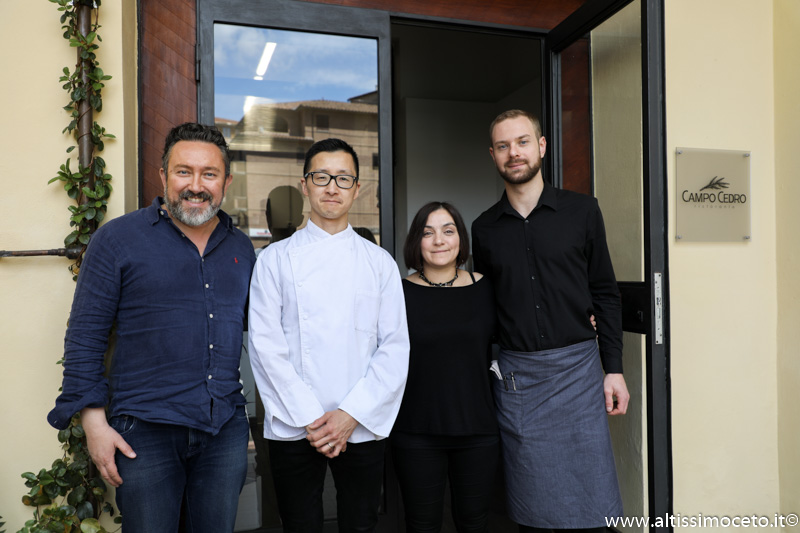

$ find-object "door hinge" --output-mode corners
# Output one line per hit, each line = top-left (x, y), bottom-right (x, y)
(195, 43), (201, 82)
(654, 272), (663, 345)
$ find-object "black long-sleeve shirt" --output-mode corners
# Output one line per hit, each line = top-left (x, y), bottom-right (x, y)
(392, 278), (498, 437)
(471, 183), (623, 373)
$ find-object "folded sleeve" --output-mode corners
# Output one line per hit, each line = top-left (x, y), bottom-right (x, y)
(47, 229), (120, 429)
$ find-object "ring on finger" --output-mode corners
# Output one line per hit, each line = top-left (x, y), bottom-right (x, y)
(327, 442), (334, 449)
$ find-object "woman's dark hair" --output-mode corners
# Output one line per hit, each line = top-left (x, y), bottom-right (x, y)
(404, 201), (470, 271)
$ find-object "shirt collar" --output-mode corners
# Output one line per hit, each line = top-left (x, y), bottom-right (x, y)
(148, 196), (234, 231)
(492, 180), (558, 221)
(305, 219), (353, 240)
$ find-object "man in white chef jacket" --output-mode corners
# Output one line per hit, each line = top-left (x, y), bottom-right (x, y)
(248, 138), (410, 532)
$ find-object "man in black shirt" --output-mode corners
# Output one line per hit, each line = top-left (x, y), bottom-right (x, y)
(472, 110), (628, 532)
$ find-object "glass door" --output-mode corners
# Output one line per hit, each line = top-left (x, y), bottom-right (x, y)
(198, 0), (394, 250)
(545, 0), (671, 531)
(197, 2), (394, 530)
(212, 25), (380, 247)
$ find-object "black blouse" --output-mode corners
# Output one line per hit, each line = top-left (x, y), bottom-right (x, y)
(392, 277), (498, 437)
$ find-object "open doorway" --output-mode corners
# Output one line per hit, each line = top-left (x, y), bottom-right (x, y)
(392, 22), (543, 270)
(392, 21), (543, 531)
(392, 10), (653, 531)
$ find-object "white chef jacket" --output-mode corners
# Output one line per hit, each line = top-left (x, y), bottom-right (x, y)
(248, 220), (410, 442)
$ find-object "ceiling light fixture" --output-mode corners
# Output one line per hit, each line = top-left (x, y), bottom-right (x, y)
(255, 42), (277, 80)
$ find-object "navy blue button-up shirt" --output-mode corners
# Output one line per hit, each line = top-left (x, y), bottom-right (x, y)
(48, 198), (256, 435)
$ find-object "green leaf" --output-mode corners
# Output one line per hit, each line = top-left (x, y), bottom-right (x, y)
(43, 482), (60, 500)
(79, 517), (103, 533)
(76, 501), (95, 522)
(67, 485), (87, 506)
(66, 145), (76, 153)
(85, 208), (97, 220)
(57, 428), (72, 443)
(78, 233), (91, 245)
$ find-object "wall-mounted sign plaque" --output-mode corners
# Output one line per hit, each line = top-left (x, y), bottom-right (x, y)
(676, 147), (751, 242)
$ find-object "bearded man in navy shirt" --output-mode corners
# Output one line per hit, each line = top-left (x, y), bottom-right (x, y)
(49, 123), (256, 533)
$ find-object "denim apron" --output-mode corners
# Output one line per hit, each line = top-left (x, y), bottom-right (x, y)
(494, 339), (623, 528)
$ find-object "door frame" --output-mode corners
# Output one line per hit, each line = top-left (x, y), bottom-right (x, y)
(545, 0), (672, 529)
(196, 0), (396, 251)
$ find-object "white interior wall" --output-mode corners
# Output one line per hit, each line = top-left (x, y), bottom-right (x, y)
(398, 98), (498, 272)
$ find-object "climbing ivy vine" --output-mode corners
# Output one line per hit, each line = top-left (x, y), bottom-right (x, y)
(17, 2), (119, 532)
(47, 0), (115, 279)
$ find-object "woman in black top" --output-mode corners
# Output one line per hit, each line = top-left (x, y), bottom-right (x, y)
(392, 201), (499, 533)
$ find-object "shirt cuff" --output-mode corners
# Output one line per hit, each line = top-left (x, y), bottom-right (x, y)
(47, 387), (109, 430)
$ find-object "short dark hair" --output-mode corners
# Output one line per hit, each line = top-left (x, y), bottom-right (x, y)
(162, 123), (231, 176)
(489, 109), (542, 146)
(303, 138), (360, 179)
(404, 202), (470, 272)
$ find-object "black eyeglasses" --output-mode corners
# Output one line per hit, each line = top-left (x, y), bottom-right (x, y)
(304, 171), (358, 189)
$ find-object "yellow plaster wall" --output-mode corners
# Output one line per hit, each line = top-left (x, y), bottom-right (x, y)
(666, 0), (781, 527)
(774, 0), (800, 521)
(0, 1), (136, 528)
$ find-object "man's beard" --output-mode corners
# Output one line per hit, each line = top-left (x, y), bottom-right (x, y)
(164, 186), (223, 227)
(498, 157), (541, 185)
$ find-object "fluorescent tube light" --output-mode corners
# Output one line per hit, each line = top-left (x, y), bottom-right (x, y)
(256, 42), (277, 77)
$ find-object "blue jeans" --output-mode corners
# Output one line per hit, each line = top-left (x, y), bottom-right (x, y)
(110, 406), (249, 533)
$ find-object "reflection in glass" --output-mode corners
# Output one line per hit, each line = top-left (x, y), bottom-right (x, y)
(213, 24), (380, 249)
(559, 2), (646, 531)
(558, 3), (646, 530)
(590, 4), (646, 529)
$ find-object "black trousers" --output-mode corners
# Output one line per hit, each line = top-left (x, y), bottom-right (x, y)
(391, 434), (500, 533)
(268, 438), (386, 533)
